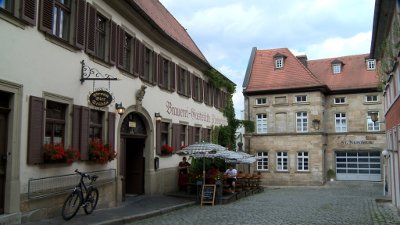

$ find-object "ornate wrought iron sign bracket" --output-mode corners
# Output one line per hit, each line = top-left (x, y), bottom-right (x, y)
(80, 60), (118, 84)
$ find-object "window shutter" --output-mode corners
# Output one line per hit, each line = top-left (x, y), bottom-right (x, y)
(119, 137), (125, 176)
(188, 126), (194, 145)
(109, 21), (117, 65)
(72, 105), (81, 151)
(176, 66), (181, 94)
(138, 41), (144, 78)
(80, 106), (90, 160)
(27, 96), (44, 164)
(170, 62), (176, 91)
(156, 121), (161, 155)
(108, 112), (115, 147)
(74, 0), (86, 50)
(117, 26), (124, 69)
(133, 38), (140, 77)
(157, 55), (163, 87)
(39, 0), (53, 34)
(187, 72), (192, 98)
(21, 0), (37, 25)
(172, 124), (180, 153)
(85, 2), (96, 55)
(152, 52), (158, 85)
(199, 78), (204, 102)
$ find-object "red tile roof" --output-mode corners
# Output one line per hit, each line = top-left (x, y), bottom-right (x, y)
(307, 54), (379, 91)
(133, 0), (207, 63)
(245, 49), (378, 93)
(246, 48), (323, 92)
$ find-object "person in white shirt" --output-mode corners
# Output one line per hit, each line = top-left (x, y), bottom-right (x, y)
(224, 164), (237, 193)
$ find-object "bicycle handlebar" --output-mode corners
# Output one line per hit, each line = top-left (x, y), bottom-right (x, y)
(75, 169), (98, 182)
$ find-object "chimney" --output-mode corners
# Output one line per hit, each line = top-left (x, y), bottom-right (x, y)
(296, 55), (308, 67)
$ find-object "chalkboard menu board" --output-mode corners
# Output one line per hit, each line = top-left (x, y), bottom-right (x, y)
(201, 185), (216, 206)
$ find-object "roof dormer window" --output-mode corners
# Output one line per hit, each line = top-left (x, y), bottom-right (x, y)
(366, 59), (376, 70)
(331, 59), (343, 74)
(273, 53), (287, 69)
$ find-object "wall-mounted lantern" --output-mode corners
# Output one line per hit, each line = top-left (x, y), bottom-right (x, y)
(155, 112), (162, 122)
(115, 103), (125, 115)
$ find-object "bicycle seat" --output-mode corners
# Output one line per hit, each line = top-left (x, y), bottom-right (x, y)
(91, 175), (98, 181)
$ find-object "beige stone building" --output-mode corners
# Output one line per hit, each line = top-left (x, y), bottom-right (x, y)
(242, 48), (385, 186)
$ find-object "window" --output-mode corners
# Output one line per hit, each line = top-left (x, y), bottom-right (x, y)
(297, 152), (309, 171)
(276, 152), (288, 171)
(335, 113), (347, 132)
(89, 109), (104, 141)
(44, 100), (67, 144)
(192, 76), (203, 102)
(39, 0), (87, 49)
(257, 152), (268, 171)
(334, 97), (346, 104)
(139, 46), (157, 85)
(332, 64), (341, 74)
(296, 112), (308, 132)
(158, 56), (176, 91)
(366, 59), (376, 70)
(180, 124), (187, 147)
(177, 66), (191, 97)
(1, 0), (36, 25)
(256, 114), (267, 134)
(203, 82), (213, 106)
(95, 13), (107, 59)
(365, 95), (378, 102)
(295, 95), (307, 103)
(194, 127), (201, 143)
(275, 57), (283, 68)
(256, 98), (267, 105)
(367, 112), (380, 131)
(161, 122), (170, 145)
(121, 32), (132, 72)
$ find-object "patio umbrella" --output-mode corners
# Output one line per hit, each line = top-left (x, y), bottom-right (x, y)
(177, 142), (227, 184)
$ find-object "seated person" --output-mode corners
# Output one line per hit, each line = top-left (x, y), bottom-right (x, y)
(224, 164), (237, 193)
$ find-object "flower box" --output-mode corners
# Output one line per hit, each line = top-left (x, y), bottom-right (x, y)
(43, 143), (80, 165)
(89, 139), (117, 164)
(160, 144), (174, 156)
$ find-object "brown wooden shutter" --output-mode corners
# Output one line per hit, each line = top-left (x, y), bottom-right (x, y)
(39, 0), (53, 33)
(157, 55), (163, 87)
(172, 124), (180, 152)
(138, 41), (144, 78)
(85, 2), (96, 55)
(133, 38), (140, 77)
(199, 78), (204, 102)
(27, 96), (44, 164)
(109, 21), (117, 65)
(21, 0), (37, 25)
(176, 66), (181, 94)
(80, 106), (90, 160)
(191, 75), (196, 101)
(156, 121), (161, 155)
(188, 126), (194, 145)
(119, 137), (125, 176)
(170, 62), (176, 91)
(152, 52), (158, 85)
(74, 0), (86, 49)
(108, 112), (115, 147)
(72, 105), (81, 151)
(187, 72), (192, 98)
(116, 26), (124, 69)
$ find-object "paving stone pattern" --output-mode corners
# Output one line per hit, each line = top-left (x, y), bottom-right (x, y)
(129, 182), (400, 225)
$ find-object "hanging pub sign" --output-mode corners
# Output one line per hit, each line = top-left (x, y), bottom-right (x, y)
(88, 89), (114, 107)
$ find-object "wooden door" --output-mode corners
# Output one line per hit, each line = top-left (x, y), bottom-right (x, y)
(0, 109), (8, 214)
(125, 138), (145, 195)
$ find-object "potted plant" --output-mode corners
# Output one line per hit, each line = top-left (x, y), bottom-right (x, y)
(43, 143), (79, 165)
(161, 144), (174, 155)
(89, 139), (117, 164)
(327, 169), (336, 181)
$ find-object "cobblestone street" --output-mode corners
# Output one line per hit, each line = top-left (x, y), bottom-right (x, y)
(128, 182), (400, 225)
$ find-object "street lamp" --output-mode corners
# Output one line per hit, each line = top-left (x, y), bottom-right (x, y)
(382, 149), (389, 196)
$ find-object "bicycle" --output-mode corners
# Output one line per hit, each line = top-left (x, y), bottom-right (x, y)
(61, 169), (99, 220)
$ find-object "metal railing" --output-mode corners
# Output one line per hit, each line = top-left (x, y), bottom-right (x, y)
(28, 169), (116, 199)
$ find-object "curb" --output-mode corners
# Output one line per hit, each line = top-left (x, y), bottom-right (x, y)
(93, 201), (196, 225)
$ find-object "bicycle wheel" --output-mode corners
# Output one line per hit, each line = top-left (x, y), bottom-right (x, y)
(62, 190), (82, 220)
(84, 187), (99, 214)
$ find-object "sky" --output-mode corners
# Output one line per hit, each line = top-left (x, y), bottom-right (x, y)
(159, 0), (376, 119)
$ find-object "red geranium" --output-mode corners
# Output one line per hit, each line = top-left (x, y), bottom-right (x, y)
(89, 139), (117, 164)
(43, 143), (79, 164)
(161, 144), (174, 155)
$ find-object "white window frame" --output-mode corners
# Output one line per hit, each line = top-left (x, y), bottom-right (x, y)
(297, 152), (309, 171)
(295, 95), (307, 103)
(332, 64), (341, 74)
(275, 57), (283, 69)
(255, 98), (267, 105)
(335, 112), (347, 132)
(365, 95), (378, 102)
(257, 152), (268, 171)
(367, 111), (380, 132)
(366, 59), (376, 70)
(276, 152), (288, 171)
(296, 112), (308, 132)
(334, 97), (346, 104)
(256, 114), (267, 134)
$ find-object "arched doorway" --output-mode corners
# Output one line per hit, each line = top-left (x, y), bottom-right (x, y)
(120, 112), (147, 197)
